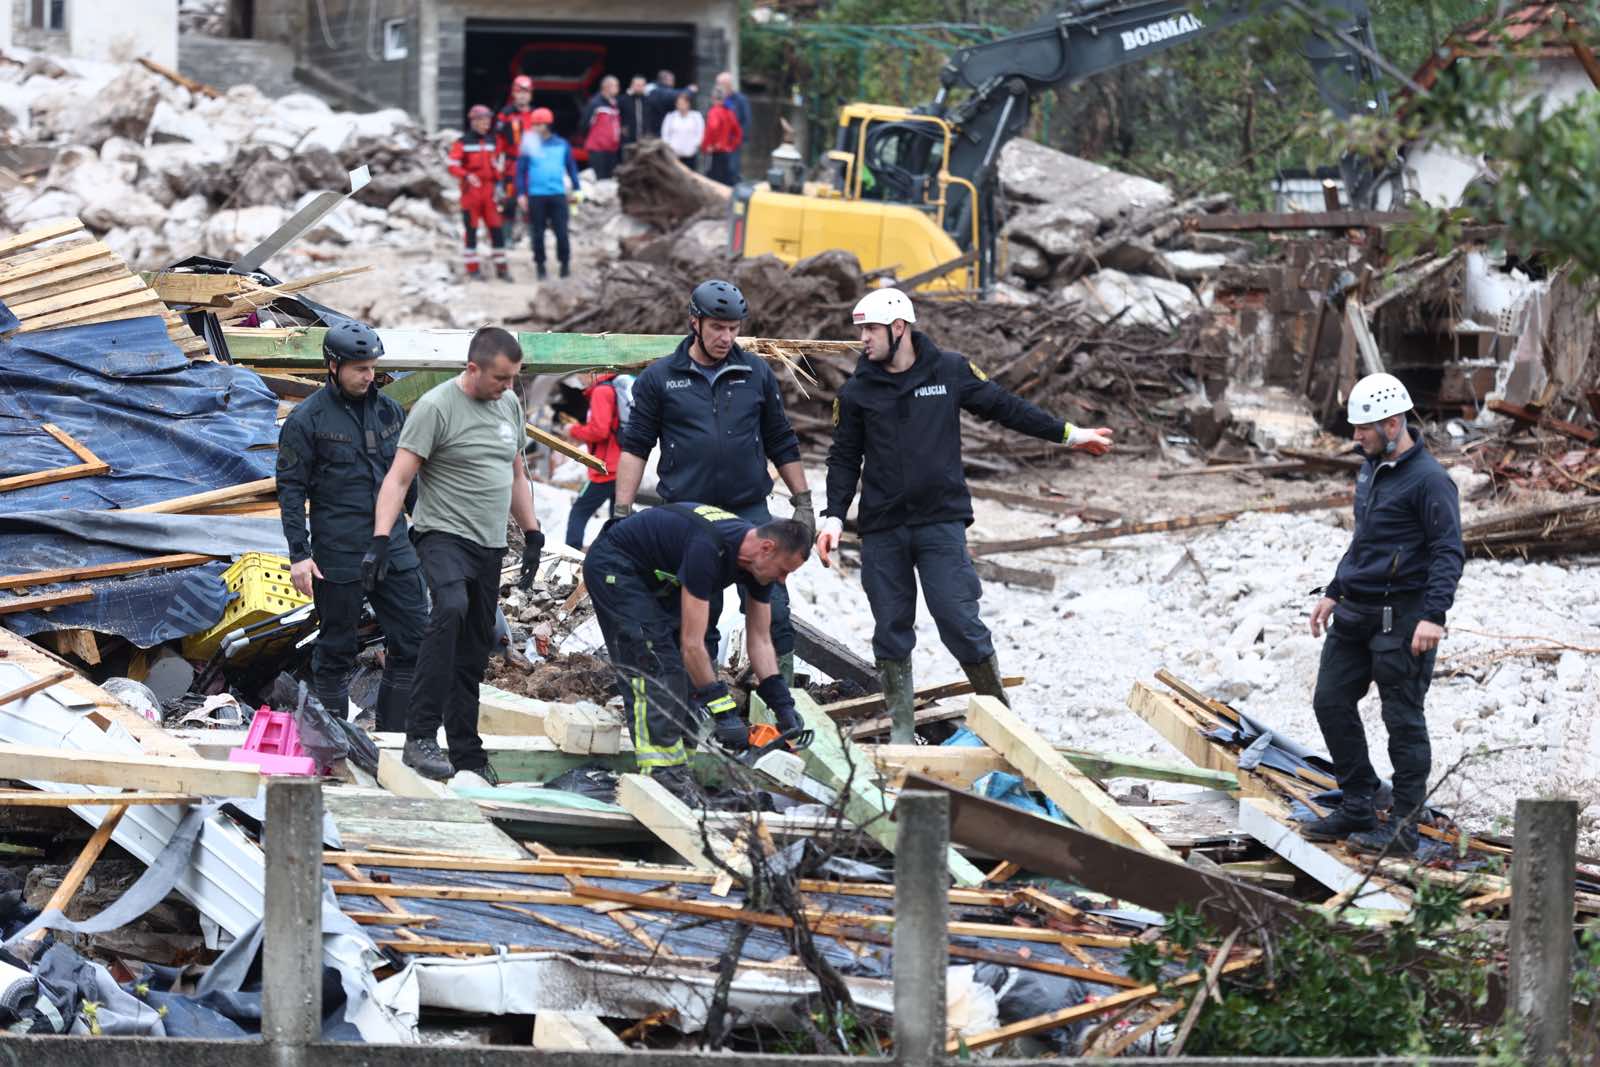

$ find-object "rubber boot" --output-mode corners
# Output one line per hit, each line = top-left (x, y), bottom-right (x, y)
(961, 654), (1010, 707)
(778, 650), (795, 687)
(1301, 797), (1378, 842)
(374, 664), (413, 734)
(878, 659), (915, 744)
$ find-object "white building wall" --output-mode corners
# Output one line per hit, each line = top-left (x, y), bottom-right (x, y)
(69, 0), (175, 65)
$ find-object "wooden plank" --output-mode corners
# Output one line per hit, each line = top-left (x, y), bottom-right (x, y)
(0, 790), (197, 807)
(0, 262), (123, 305)
(16, 289), (164, 333)
(848, 704), (963, 740)
(615, 773), (751, 880)
(791, 615), (878, 691)
(532, 1013), (626, 1051)
(144, 272), (250, 306)
(1238, 797), (1406, 911)
(0, 668), (76, 707)
(0, 423), (109, 495)
(966, 696), (1179, 858)
(526, 422), (606, 473)
(25, 802), (130, 941)
(127, 478), (276, 514)
(967, 484), (1120, 521)
(0, 219), (85, 260)
(376, 750), (451, 800)
(0, 237), (102, 282)
(972, 558), (1057, 591)
(329, 881), (585, 906)
(6, 274), (147, 319)
(0, 586), (93, 615)
(788, 690), (984, 886)
(821, 675), (1021, 720)
(0, 553), (216, 591)
(477, 686), (549, 736)
(47, 627), (100, 666)
(0, 741), (260, 795)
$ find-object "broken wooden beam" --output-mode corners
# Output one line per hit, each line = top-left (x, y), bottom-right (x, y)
(0, 668), (76, 707)
(792, 615), (879, 691)
(0, 423), (110, 494)
(616, 773), (751, 881)
(25, 802), (131, 942)
(972, 558), (1057, 591)
(819, 675), (1022, 720)
(127, 477), (277, 514)
(0, 553), (217, 591)
(0, 586), (94, 615)
(526, 422), (607, 473)
(0, 742), (261, 796)
(1487, 399), (1599, 444)
(970, 493), (1353, 556)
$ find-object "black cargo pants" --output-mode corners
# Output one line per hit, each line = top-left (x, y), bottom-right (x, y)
(1312, 598), (1437, 821)
(406, 531), (503, 772)
(584, 538), (697, 772)
(860, 520), (993, 665)
(311, 566), (428, 732)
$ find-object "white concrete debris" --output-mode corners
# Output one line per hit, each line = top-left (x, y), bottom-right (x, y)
(1058, 267), (1200, 328)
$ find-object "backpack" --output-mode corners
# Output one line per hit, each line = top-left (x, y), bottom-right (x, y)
(609, 374), (636, 431)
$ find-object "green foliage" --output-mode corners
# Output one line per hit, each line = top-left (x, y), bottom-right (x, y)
(1145, 883), (1492, 1056)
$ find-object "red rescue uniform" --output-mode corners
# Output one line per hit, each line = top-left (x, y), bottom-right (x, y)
(448, 129), (507, 230)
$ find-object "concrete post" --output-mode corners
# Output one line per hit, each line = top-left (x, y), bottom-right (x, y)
(1509, 798), (1577, 1064)
(262, 777), (324, 1050)
(893, 790), (949, 1067)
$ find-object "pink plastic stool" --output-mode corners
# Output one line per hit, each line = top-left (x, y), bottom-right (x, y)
(228, 708), (318, 776)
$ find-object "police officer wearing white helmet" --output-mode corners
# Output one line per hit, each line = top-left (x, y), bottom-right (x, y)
(817, 287), (1114, 742)
(1303, 372), (1463, 856)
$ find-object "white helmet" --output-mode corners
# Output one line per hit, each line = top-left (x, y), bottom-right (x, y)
(1347, 372), (1412, 425)
(852, 287), (916, 327)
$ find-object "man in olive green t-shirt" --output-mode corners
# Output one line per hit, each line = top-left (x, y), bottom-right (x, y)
(370, 326), (545, 781)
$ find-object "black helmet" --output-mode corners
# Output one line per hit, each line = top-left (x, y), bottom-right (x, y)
(323, 320), (384, 365)
(688, 279), (748, 321)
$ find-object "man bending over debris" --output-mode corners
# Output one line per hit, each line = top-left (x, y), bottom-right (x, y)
(584, 505), (811, 804)
(612, 280), (814, 683)
(370, 326), (545, 782)
(1304, 372), (1463, 856)
(817, 288), (1114, 743)
(276, 321), (427, 733)
(448, 105), (511, 281)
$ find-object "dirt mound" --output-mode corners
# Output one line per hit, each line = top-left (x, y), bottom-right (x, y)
(483, 651), (616, 705)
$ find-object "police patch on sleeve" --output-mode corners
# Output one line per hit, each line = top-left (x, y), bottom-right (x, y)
(968, 360), (988, 382)
(276, 444), (298, 471)
(831, 398), (840, 427)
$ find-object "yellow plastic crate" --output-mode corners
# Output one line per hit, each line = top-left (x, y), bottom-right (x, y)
(183, 552), (312, 660)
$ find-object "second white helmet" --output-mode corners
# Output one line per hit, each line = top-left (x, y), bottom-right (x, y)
(1347, 372), (1413, 425)
(852, 287), (916, 327)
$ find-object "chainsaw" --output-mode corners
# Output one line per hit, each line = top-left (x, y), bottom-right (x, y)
(739, 723), (834, 804)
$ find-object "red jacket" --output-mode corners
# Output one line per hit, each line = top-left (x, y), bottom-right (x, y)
(568, 375), (622, 484)
(495, 105), (534, 192)
(702, 103), (742, 155)
(582, 94), (621, 154)
(448, 131), (508, 194)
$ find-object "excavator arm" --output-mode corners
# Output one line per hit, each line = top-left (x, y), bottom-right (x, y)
(876, 0), (1392, 287)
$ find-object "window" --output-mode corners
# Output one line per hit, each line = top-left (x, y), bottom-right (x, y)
(29, 0), (66, 30)
(382, 18), (408, 60)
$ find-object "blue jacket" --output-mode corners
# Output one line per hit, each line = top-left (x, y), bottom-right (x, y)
(725, 91), (752, 135)
(514, 133), (580, 197)
(620, 337), (802, 510)
(1324, 425), (1464, 625)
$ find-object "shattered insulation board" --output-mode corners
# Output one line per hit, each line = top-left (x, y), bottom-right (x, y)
(0, 219), (208, 356)
(321, 790), (527, 861)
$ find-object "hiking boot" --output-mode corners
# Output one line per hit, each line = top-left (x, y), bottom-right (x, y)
(1349, 820), (1420, 857)
(535, 264), (548, 281)
(650, 764), (708, 807)
(1302, 801), (1378, 842)
(403, 738), (454, 781)
(961, 654), (1011, 707)
(877, 658), (915, 744)
(458, 762), (499, 786)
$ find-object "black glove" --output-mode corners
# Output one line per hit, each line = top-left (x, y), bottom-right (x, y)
(694, 681), (747, 751)
(360, 534), (390, 593)
(756, 674), (802, 734)
(518, 528), (545, 590)
(790, 490), (816, 541)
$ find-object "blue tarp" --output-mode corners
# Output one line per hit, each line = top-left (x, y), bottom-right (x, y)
(0, 313), (281, 642)
(0, 313), (278, 512)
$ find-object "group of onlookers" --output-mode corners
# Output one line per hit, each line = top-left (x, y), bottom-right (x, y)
(582, 69), (750, 186)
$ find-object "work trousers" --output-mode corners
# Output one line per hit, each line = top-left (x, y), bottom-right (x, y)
(1312, 598), (1436, 821)
(406, 531), (503, 771)
(310, 566), (428, 732)
(585, 539), (695, 771)
(527, 194), (571, 268)
(564, 479), (616, 549)
(498, 192), (518, 247)
(702, 500), (793, 663)
(860, 520), (992, 665)
(589, 150), (619, 179)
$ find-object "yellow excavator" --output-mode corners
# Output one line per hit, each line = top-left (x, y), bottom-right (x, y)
(730, 0), (1397, 295)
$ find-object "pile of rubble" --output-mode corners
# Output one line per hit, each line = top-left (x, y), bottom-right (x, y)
(0, 49), (456, 267)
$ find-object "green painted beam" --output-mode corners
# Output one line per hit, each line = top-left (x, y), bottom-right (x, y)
(223, 326), (675, 373)
(1059, 749), (1239, 791)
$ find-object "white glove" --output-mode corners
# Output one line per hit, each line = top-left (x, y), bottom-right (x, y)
(816, 516), (843, 569)
(1066, 425), (1114, 455)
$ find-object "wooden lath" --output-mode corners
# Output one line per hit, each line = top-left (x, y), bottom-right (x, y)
(0, 218), (209, 358)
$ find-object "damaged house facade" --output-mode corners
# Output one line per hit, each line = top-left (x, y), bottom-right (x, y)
(236, 0), (738, 132)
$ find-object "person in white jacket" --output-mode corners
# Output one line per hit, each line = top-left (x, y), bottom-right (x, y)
(660, 91), (704, 169)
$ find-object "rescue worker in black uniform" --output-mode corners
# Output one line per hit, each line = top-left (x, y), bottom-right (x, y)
(611, 280), (814, 681)
(817, 288), (1115, 743)
(1303, 373), (1463, 856)
(276, 321), (428, 732)
(584, 505), (812, 803)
